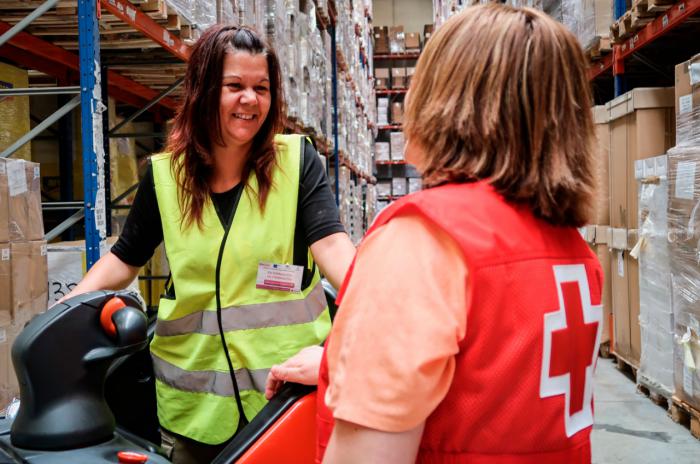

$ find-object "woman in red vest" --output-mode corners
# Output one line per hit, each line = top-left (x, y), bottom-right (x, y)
(313, 4), (603, 464)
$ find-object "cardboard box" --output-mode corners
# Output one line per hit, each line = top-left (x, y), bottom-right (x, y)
(375, 142), (390, 162)
(674, 321), (700, 409)
(424, 24), (434, 43)
(10, 241), (48, 325)
(0, 167), (8, 244)
(390, 132), (405, 161)
(392, 177), (407, 196)
(637, 154), (674, 392)
(0, 62), (31, 162)
(594, 244), (612, 345)
(375, 67), (390, 90)
(667, 146), (700, 408)
(391, 67), (407, 89)
(0, 244), (10, 326)
(606, 87), (675, 366)
(375, 67), (390, 79)
(408, 178), (422, 194)
(406, 67), (415, 87)
(405, 32), (421, 50)
(0, 159), (44, 242)
(389, 26), (405, 54)
(377, 181), (391, 198)
(593, 105), (611, 225)
(373, 26), (389, 54)
(391, 102), (403, 125)
(674, 54), (700, 145)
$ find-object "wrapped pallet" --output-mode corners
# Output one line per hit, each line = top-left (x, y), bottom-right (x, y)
(668, 144), (700, 410)
(607, 87), (675, 366)
(636, 154), (674, 396)
(675, 54), (700, 146)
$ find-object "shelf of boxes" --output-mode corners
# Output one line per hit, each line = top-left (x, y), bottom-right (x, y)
(372, 21), (427, 216)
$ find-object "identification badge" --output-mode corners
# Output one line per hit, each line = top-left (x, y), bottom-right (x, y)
(256, 262), (303, 292)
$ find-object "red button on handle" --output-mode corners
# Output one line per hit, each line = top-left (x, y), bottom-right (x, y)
(100, 297), (126, 338)
(117, 450), (149, 463)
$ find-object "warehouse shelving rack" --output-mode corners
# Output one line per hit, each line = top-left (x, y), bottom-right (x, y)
(0, 0), (374, 270)
(588, 0), (700, 100)
(373, 51), (421, 203)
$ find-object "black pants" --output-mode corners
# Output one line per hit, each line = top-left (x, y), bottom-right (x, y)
(161, 429), (231, 464)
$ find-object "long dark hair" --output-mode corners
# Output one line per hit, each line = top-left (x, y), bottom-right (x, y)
(167, 25), (284, 229)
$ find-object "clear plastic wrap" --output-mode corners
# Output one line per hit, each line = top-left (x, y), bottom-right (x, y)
(677, 107), (700, 147)
(0, 159), (44, 242)
(165, 0), (217, 30)
(668, 144), (700, 409)
(636, 154), (674, 395)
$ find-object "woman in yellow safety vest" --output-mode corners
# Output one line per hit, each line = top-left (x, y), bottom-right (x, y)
(63, 25), (355, 464)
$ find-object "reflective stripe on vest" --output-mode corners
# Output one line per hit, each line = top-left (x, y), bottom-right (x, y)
(152, 354), (270, 395)
(155, 280), (326, 337)
(151, 134), (331, 445)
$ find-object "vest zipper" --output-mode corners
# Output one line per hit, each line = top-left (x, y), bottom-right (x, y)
(213, 188), (250, 434)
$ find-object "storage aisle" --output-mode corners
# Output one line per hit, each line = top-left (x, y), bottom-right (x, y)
(592, 359), (700, 463)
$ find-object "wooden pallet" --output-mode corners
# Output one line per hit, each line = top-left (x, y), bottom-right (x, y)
(637, 374), (672, 410)
(0, 0), (193, 96)
(586, 36), (613, 61)
(610, 0), (677, 43)
(669, 396), (700, 440)
(613, 353), (639, 382)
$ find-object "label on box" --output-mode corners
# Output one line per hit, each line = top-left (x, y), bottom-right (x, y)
(617, 251), (624, 277)
(33, 166), (40, 179)
(675, 161), (696, 200)
(684, 365), (694, 396)
(1, 249), (8, 261)
(690, 62), (700, 86)
(255, 262), (303, 292)
(0, 329), (6, 344)
(679, 94), (693, 115)
(40, 244), (47, 256)
(7, 160), (27, 196)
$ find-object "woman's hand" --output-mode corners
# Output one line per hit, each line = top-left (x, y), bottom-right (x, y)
(264, 345), (324, 399)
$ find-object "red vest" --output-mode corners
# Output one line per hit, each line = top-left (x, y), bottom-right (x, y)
(316, 182), (603, 464)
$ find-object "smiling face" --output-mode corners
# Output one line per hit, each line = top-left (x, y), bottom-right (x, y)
(218, 51), (272, 152)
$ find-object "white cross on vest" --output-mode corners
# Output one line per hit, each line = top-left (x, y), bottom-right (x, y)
(540, 264), (603, 438)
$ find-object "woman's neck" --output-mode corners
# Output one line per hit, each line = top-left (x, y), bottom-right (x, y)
(209, 143), (251, 193)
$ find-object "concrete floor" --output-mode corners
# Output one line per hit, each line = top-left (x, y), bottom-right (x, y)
(592, 357), (700, 463)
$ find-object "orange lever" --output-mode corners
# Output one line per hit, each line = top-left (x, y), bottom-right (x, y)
(100, 297), (126, 338)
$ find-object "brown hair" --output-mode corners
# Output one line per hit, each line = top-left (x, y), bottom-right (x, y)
(404, 4), (595, 227)
(167, 25), (284, 229)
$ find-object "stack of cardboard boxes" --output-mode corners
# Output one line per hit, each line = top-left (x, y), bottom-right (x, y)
(669, 53), (700, 410)
(0, 158), (48, 407)
(581, 105), (613, 353)
(590, 53), (700, 409)
(604, 87), (675, 367)
(636, 153), (674, 394)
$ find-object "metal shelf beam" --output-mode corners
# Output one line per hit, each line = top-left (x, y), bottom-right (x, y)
(0, 21), (179, 112)
(101, 0), (191, 61)
(589, 0), (700, 86)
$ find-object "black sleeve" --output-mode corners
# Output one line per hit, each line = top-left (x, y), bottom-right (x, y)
(110, 163), (164, 267)
(299, 140), (346, 246)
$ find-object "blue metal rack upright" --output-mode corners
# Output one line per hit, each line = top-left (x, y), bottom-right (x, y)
(78, 0), (106, 269)
(613, 0), (627, 97)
